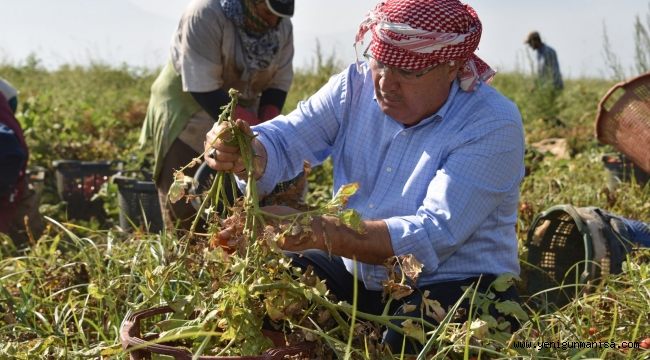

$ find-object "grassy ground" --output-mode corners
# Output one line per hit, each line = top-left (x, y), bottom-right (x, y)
(0, 60), (648, 359)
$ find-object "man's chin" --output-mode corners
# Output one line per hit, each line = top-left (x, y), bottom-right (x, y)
(379, 106), (405, 122)
(378, 104), (419, 125)
(378, 99), (400, 113)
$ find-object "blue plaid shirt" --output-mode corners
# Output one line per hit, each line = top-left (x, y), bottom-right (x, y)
(252, 63), (524, 290)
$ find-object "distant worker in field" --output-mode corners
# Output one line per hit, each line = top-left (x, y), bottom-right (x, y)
(206, 0), (524, 354)
(525, 31), (563, 90)
(140, 0), (295, 231)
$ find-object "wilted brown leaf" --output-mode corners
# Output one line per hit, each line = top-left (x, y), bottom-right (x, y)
(382, 279), (413, 300)
(422, 290), (446, 323)
(400, 254), (423, 283)
(400, 319), (426, 344)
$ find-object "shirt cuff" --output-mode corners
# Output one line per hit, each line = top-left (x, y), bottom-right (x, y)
(251, 130), (279, 196)
(383, 216), (440, 273)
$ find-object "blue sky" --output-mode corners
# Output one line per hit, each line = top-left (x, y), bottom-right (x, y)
(1, 0), (649, 79)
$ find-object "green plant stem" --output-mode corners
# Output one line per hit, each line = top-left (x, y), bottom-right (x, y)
(216, 322), (243, 357)
(192, 321), (219, 360)
(344, 260), (358, 360)
(250, 281), (438, 337)
(189, 171), (225, 235)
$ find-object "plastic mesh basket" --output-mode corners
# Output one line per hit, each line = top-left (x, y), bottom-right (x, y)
(595, 72), (650, 174)
(525, 206), (592, 309)
(113, 174), (163, 233)
(524, 205), (627, 309)
(52, 160), (120, 220)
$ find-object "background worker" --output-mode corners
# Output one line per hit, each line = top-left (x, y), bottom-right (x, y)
(525, 31), (564, 90)
(140, 0), (295, 231)
(0, 87), (43, 248)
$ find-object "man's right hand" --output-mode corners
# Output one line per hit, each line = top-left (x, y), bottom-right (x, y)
(204, 119), (266, 179)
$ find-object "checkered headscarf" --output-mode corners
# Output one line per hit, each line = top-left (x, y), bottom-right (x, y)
(356, 0), (495, 91)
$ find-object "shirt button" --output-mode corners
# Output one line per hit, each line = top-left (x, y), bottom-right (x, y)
(386, 167), (392, 172)
(401, 132), (407, 136)
(368, 204), (375, 209)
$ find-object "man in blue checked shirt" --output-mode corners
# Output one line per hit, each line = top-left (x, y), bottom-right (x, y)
(205, 0), (524, 353)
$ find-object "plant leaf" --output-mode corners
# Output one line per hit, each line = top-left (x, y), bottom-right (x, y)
(470, 319), (489, 339)
(400, 254), (423, 283)
(383, 279), (413, 300)
(421, 291), (446, 322)
(400, 319), (426, 344)
(168, 179), (186, 204)
(87, 283), (104, 300)
(495, 300), (529, 321)
(338, 209), (366, 234)
(328, 182), (359, 209)
(491, 273), (518, 292)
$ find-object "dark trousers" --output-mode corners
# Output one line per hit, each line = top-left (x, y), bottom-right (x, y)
(289, 250), (520, 354)
(156, 138), (205, 232)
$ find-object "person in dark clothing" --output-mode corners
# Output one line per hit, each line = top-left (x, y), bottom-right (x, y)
(0, 90), (43, 248)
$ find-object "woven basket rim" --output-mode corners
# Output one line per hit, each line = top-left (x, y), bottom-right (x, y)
(595, 72), (650, 173)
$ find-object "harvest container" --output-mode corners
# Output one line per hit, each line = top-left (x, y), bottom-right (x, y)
(113, 173), (163, 233)
(120, 306), (313, 359)
(595, 72), (650, 174)
(52, 160), (120, 220)
(524, 204), (633, 310)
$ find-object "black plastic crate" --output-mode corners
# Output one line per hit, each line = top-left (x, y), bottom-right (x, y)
(52, 160), (120, 220)
(113, 174), (163, 233)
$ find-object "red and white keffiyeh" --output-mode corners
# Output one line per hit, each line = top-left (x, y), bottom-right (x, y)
(356, 0), (495, 91)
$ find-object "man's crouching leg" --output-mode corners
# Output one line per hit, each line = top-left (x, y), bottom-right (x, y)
(383, 275), (520, 355)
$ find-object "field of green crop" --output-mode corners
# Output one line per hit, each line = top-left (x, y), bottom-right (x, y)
(0, 54), (648, 359)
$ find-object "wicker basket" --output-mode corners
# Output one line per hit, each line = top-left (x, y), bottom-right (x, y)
(595, 72), (650, 174)
(120, 306), (313, 360)
(52, 160), (121, 220)
(524, 205), (632, 310)
(113, 174), (163, 233)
